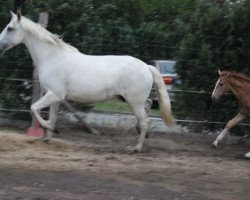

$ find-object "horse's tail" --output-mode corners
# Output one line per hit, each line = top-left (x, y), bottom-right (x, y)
(148, 65), (174, 127)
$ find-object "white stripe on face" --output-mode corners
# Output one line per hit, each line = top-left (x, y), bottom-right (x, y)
(212, 79), (220, 97)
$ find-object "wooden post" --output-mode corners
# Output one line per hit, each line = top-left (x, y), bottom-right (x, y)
(27, 12), (49, 137)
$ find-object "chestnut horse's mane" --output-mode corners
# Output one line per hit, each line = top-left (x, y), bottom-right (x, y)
(221, 70), (250, 83)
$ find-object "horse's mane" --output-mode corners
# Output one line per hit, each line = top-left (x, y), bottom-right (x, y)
(222, 70), (250, 83)
(19, 16), (79, 52)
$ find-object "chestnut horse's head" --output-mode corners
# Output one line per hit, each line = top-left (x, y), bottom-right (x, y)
(212, 69), (231, 102)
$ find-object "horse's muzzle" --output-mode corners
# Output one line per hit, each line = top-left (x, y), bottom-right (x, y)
(0, 42), (12, 54)
(0, 43), (7, 54)
(211, 95), (219, 103)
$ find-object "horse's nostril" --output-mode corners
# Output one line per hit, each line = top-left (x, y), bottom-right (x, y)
(212, 96), (219, 102)
(0, 43), (7, 52)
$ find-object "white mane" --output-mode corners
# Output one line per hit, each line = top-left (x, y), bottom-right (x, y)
(19, 16), (79, 52)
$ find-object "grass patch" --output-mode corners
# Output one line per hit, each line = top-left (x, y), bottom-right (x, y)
(90, 100), (161, 116)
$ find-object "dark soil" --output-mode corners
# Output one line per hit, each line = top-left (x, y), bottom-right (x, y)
(0, 127), (249, 200)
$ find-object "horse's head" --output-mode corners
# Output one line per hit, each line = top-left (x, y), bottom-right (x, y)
(0, 11), (25, 53)
(212, 69), (231, 102)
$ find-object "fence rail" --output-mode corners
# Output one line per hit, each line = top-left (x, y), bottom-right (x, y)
(1, 107), (250, 128)
(0, 75), (247, 130)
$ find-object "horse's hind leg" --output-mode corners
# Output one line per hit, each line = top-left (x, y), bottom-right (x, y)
(130, 104), (149, 153)
(212, 112), (246, 148)
(145, 99), (152, 113)
(62, 100), (100, 135)
(136, 99), (152, 138)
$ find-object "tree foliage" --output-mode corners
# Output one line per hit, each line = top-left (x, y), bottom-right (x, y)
(174, 0), (250, 132)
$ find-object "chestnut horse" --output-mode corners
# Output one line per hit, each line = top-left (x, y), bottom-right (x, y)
(212, 69), (250, 159)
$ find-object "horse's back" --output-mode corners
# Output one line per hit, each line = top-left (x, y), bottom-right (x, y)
(68, 53), (152, 83)
(46, 53), (153, 103)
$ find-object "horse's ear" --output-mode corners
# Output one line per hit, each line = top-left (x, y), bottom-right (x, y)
(218, 69), (222, 76)
(10, 10), (16, 18)
(225, 72), (231, 80)
(17, 10), (22, 21)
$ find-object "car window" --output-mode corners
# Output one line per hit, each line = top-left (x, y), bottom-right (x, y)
(158, 61), (175, 74)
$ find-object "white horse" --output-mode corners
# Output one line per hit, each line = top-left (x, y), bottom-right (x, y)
(0, 11), (174, 152)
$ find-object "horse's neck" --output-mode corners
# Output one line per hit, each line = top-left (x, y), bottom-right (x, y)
(23, 33), (62, 67)
(229, 78), (250, 105)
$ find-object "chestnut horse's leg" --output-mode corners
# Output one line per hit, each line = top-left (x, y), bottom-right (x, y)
(244, 152), (250, 159)
(212, 112), (246, 148)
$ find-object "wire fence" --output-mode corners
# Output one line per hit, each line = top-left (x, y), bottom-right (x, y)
(1, 74), (250, 131)
(0, 32), (249, 132)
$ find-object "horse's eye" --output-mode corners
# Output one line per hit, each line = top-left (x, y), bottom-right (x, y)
(219, 83), (223, 86)
(7, 27), (14, 32)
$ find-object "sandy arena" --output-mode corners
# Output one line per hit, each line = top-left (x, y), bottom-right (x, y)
(0, 126), (249, 200)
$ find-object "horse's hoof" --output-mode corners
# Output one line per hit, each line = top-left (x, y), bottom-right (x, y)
(235, 154), (250, 160)
(128, 149), (138, 155)
(37, 136), (50, 144)
(129, 149), (139, 154)
(126, 146), (142, 154)
(42, 138), (50, 144)
(91, 129), (101, 136)
(244, 156), (250, 160)
(211, 144), (217, 149)
(53, 128), (60, 135)
(35, 137), (45, 142)
(34, 137), (50, 144)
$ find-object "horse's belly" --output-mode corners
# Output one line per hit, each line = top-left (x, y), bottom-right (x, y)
(66, 95), (113, 103)
(66, 85), (116, 103)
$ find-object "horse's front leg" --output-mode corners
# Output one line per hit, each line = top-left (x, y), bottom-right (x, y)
(212, 112), (246, 148)
(31, 90), (62, 131)
(43, 102), (60, 142)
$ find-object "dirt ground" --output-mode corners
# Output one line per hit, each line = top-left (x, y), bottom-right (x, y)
(0, 126), (249, 200)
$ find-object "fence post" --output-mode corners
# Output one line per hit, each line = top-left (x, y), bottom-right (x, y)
(27, 12), (49, 137)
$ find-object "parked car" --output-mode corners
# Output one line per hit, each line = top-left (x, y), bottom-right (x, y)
(149, 60), (180, 105)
